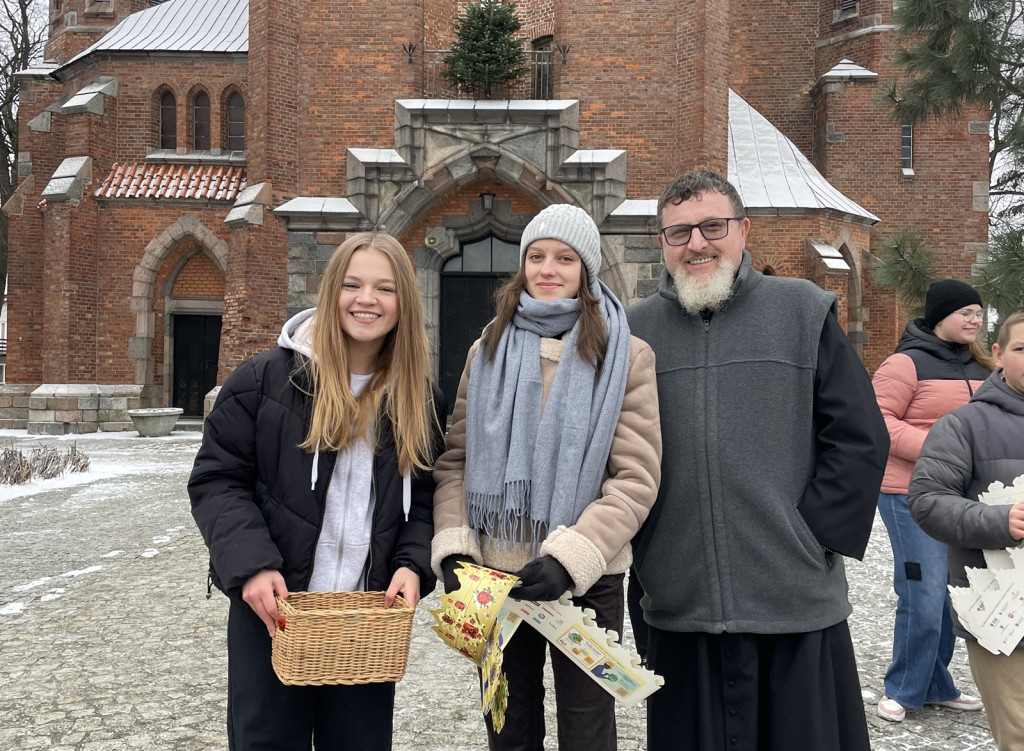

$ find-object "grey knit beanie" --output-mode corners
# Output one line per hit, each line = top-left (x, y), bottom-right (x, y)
(520, 204), (602, 281)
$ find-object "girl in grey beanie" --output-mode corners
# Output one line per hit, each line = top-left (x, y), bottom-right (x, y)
(431, 203), (662, 751)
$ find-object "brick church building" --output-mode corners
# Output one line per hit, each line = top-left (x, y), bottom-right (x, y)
(1, 0), (989, 432)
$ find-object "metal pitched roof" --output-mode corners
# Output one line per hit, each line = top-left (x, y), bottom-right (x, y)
(94, 163), (246, 201)
(63, 0), (247, 69)
(727, 89), (879, 224)
(820, 59), (879, 83)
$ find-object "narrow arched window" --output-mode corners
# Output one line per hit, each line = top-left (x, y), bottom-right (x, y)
(160, 91), (177, 149)
(531, 36), (553, 99)
(226, 92), (245, 151)
(193, 91), (210, 150)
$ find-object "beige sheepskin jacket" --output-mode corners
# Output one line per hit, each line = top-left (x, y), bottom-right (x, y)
(431, 334), (662, 596)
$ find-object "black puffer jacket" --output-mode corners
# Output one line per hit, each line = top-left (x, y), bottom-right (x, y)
(189, 346), (446, 601)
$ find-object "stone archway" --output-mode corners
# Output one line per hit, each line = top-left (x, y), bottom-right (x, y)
(130, 214), (228, 386)
(413, 195), (536, 376)
(831, 226), (869, 358)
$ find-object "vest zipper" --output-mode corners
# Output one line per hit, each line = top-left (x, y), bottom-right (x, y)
(701, 311), (725, 629)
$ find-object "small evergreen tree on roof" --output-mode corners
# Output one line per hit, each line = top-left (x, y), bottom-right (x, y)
(442, 0), (529, 99)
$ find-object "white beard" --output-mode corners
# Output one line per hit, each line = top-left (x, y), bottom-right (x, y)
(673, 255), (738, 316)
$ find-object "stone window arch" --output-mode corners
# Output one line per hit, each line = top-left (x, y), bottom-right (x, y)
(130, 215), (228, 386)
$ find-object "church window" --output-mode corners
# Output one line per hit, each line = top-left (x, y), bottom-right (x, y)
(160, 91), (177, 150)
(226, 92), (245, 151)
(901, 117), (914, 176)
(193, 91), (211, 150)
(531, 37), (553, 100)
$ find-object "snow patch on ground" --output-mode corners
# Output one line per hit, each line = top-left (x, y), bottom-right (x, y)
(65, 565), (103, 578)
(12, 577), (52, 592)
(141, 548), (159, 558)
(40, 589), (65, 602)
(0, 602), (26, 615)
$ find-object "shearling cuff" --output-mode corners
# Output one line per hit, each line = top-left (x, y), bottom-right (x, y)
(540, 525), (607, 596)
(431, 526), (483, 580)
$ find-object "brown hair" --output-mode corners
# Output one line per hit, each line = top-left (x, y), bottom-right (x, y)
(658, 169), (746, 222)
(298, 232), (438, 474)
(480, 261), (608, 372)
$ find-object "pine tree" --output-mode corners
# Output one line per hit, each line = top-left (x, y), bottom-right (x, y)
(976, 230), (1024, 321)
(887, 0), (1024, 314)
(442, 1), (529, 99)
(875, 227), (938, 317)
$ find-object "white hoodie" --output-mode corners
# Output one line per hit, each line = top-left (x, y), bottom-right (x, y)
(277, 308), (375, 592)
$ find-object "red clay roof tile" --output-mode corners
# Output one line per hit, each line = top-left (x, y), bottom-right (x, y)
(94, 163), (247, 201)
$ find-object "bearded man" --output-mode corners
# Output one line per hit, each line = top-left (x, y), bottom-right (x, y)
(626, 170), (889, 751)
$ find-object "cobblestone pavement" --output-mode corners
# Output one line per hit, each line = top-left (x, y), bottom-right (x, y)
(0, 430), (996, 750)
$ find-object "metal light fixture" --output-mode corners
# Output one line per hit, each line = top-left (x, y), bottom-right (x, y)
(479, 192), (495, 212)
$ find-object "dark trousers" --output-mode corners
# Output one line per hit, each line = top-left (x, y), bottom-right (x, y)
(226, 599), (396, 751)
(646, 621), (870, 751)
(485, 573), (625, 751)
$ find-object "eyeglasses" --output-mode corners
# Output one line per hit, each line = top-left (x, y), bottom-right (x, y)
(956, 309), (985, 321)
(660, 217), (743, 246)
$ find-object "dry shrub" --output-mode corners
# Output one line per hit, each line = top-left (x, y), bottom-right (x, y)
(1, 443), (91, 485)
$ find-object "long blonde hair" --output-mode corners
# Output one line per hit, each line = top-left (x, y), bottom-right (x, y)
(298, 232), (438, 474)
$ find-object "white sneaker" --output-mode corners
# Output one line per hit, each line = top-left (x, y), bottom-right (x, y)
(927, 693), (983, 712)
(877, 697), (906, 722)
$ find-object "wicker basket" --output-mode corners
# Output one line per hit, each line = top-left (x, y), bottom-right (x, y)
(271, 591), (414, 686)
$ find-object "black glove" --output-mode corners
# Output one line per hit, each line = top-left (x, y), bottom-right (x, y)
(440, 555), (464, 594)
(510, 555), (573, 601)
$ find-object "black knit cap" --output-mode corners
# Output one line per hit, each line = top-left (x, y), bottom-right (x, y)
(923, 279), (983, 329)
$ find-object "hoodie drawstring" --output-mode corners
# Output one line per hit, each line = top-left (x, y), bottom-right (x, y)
(311, 441), (320, 490)
(402, 472), (411, 521)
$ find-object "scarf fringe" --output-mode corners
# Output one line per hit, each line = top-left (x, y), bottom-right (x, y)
(464, 282), (631, 550)
(468, 480), (543, 554)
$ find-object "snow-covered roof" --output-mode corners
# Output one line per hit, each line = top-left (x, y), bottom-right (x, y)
(728, 89), (879, 224)
(819, 59), (879, 84)
(61, 0), (247, 70)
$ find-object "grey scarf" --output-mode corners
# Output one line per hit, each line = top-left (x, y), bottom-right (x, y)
(464, 280), (632, 550)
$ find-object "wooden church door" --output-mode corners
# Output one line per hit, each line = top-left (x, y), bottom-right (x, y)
(172, 314), (221, 416)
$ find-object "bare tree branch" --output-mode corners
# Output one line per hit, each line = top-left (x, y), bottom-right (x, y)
(0, 0), (46, 284)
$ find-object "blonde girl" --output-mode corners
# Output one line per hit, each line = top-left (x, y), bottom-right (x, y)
(190, 232), (445, 750)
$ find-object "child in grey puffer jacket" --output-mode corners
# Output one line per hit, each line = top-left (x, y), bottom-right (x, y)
(909, 310), (1024, 751)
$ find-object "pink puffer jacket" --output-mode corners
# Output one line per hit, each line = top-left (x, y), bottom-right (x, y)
(872, 320), (990, 494)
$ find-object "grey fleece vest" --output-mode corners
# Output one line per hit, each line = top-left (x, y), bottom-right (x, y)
(627, 258), (852, 634)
